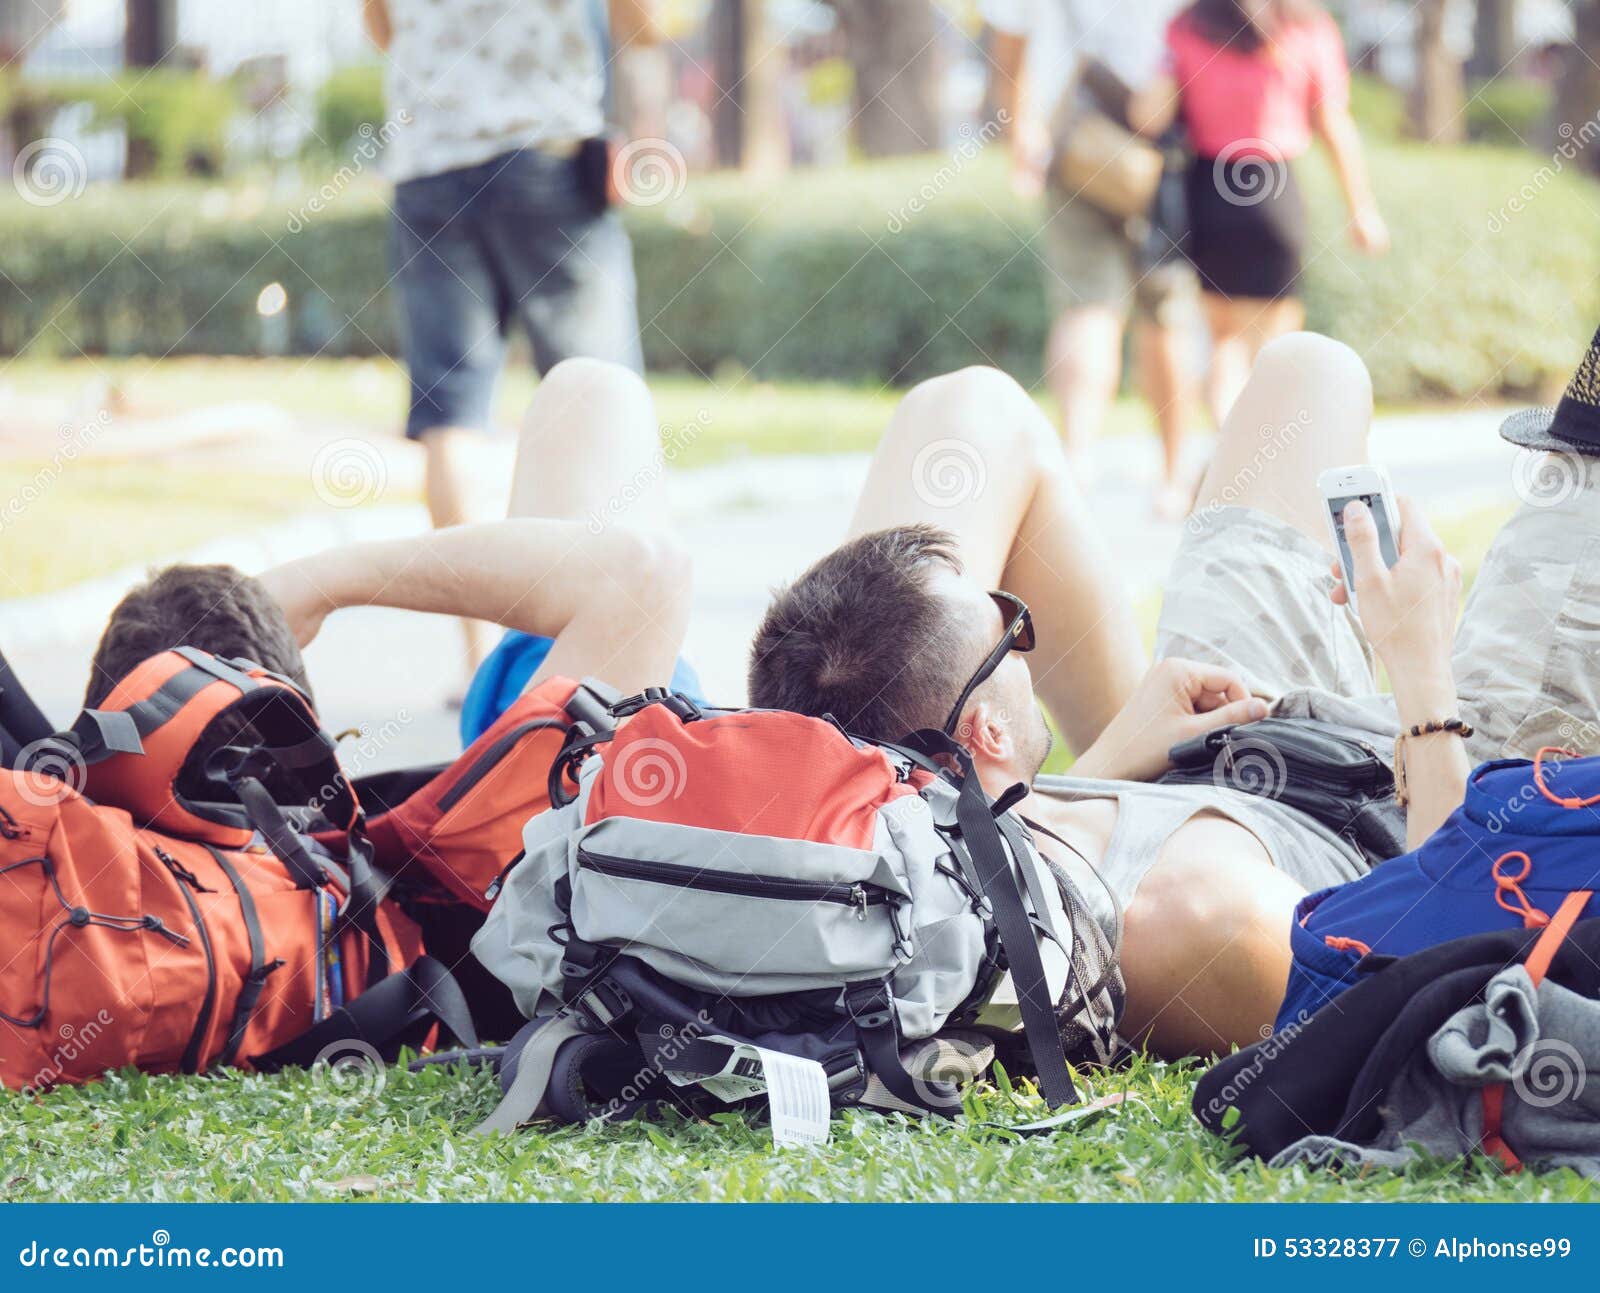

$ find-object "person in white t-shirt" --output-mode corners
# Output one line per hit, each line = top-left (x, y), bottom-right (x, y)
(363, 0), (658, 676)
(986, 0), (1198, 518)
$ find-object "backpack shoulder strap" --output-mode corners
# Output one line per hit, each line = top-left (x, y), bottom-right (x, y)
(953, 766), (1080, 1109)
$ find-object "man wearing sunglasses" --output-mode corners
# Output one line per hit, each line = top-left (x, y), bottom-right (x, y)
(751, 331), (1447, 1057)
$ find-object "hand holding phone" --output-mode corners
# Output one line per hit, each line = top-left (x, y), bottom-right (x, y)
(1318, 465), (1400, 614)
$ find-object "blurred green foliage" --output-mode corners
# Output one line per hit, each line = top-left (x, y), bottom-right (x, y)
(311, 64), (387, 158)
(1466, 77), (1554, 147)
(0, 141), (1594, 402)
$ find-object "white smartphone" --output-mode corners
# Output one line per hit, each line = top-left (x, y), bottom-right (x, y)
(1318, 464), (1401, 612)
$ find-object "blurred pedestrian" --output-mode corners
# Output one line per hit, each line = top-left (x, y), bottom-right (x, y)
(1131, 0), (1389, 425)
(363, 0), (657, 674)
(988, 0), (1200, 519)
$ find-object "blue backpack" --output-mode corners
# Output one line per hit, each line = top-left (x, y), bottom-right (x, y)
(1278, 750), (1600, 1033)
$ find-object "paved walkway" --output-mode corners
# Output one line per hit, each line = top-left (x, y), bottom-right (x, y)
(1, 407), (1524, 775)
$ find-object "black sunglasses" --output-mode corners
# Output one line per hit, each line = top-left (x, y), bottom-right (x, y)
(942, 590), (1035, 738)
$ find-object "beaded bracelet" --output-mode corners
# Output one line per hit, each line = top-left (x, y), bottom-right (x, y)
(1394, 718), (1474, 807)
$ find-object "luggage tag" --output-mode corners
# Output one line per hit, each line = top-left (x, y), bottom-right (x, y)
(675, 1037), (832, 1148)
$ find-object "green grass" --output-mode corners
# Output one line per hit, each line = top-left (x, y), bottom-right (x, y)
(4, 1052), (1593, 1203)
(0, 458), (352, 599)
(0, 355), (1173, 468)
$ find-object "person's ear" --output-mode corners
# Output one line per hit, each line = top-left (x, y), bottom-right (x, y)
(957, 698), (1012, 763)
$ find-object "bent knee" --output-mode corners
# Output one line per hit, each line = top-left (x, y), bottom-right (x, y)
(898, 366), (1054, 464)
(537, 356), (650, 409)
(1254, 332), (1372, 404)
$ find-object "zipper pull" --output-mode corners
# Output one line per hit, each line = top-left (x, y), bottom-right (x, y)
(154, 845), (214, 893)
(852, 884), (869, 921)
(484, 850), (525, 904)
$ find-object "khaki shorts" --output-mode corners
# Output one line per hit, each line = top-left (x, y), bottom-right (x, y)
(1154, 479), (1600, 764)
(1039, 183), (1196, 325)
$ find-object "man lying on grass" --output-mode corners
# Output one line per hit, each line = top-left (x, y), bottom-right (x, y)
(747, 331), (1600, 1056)
(88, 337), (1600, 1063)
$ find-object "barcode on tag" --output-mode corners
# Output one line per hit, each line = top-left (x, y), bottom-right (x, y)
(753, 1046), (830, 1148)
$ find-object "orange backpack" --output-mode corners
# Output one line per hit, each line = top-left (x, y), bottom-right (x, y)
(0, 648), (475, 1092)
(344, 675), (617, 911)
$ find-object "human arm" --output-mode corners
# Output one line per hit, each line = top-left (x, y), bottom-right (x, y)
(257, 519), (691, 695)
(989, 25), (1048, 197)
(1126, 72), (1179, 138)
(1312, 99), (1388, 253)
(362, 0), (392, 50)
(1070, 657), (1269, 783)
(610, 0), (663, 47)
(1330, 495), (1467, 846)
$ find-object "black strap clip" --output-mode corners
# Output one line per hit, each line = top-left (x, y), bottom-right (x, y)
(843, 980), (894, 1032)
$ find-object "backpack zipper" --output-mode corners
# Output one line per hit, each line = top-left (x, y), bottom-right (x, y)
(436, 719), (567, 813)
(155, 845), (219, 1075)
(577, 848), (889, 919)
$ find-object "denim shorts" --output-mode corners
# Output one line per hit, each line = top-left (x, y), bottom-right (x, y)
(390, 146), (644, 439)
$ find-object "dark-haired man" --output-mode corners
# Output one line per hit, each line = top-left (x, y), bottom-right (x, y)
(751, 331), (1600, 1056)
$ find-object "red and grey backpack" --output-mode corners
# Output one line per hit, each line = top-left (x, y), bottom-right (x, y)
(469, 689), (1124, 1138)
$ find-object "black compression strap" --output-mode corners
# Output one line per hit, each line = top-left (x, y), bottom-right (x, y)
(844, 979), (947, 1117)
(251, 955), (478, 1071)
(204, 844), (277, 1068)
(954, 771), (1079, 1109)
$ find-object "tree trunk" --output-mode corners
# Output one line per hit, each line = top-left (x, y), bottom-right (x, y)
(740, 0), (788, 174)
(1555, 0), (1600, 176)
(833, 0), (941, 156)
(708, 0), (744, 167)
(124, 0), (178, 176)
(1468, 0), (1517, 79)
(1409, 0), (1465, 144)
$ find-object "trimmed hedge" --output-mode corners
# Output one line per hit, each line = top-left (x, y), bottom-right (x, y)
(1, 143), (1595, 401)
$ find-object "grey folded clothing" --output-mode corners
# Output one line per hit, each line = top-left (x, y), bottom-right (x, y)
(1272, 966), (1600, 1177)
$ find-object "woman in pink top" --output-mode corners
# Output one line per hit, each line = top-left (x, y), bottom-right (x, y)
(1132, 0), (1388, 424)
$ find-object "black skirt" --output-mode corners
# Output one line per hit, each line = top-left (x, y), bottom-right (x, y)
(1183, 154), (1306, 300)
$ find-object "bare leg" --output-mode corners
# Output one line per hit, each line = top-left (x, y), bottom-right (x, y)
(507, 358), (687, 690)
(848, 366), (1147, 752)
(1192, 329), (1373, 540)
(1134, 318), (1196, 517)
(1044, 304), (1124, 476)
(419, 426), (494, 671)
(1202, 294), (1305, 428)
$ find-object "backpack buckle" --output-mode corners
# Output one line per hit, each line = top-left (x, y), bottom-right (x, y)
(608, 688), (702, 723)
(571, 979), (633, 1029)
(843, 981), (894, 1031)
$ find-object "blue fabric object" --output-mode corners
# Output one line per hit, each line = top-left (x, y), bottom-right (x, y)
(1277, 755), (1600, 1033)
(460, 630), (705, 746)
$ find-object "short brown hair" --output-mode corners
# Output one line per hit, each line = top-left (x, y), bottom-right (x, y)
(87, 564), (310, 708)
(747, 524), (977, 741)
